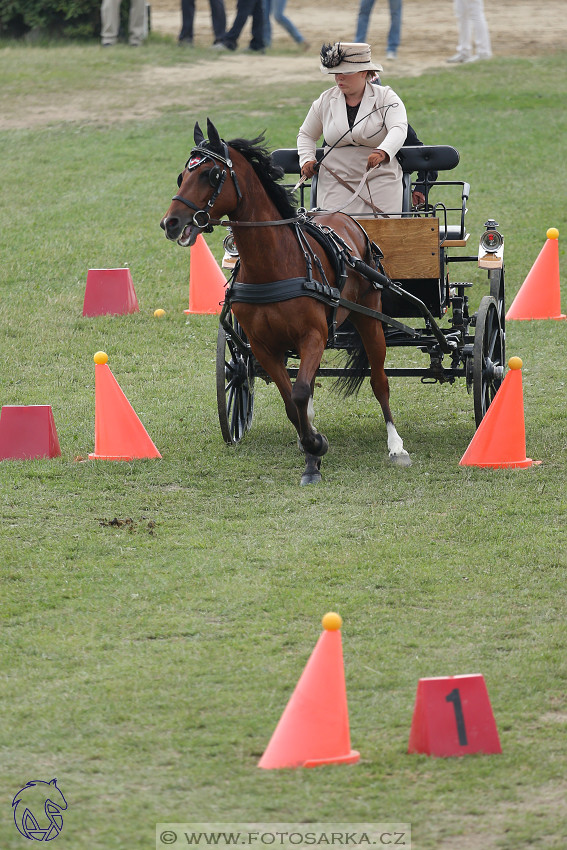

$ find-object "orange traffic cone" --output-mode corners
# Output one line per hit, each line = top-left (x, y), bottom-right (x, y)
(184, 234), (227, 315)
(83, 268), (139, 317)
(88, 351), (161, 461)
(506, 228), (565, 320)
(258, 612), (360, 770)
(459, 357), (540, 468)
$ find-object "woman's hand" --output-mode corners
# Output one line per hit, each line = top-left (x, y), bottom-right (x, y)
(301, 160), (318, 179)
(366, 149), (390, 170)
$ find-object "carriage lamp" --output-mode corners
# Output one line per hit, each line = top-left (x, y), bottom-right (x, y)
(222, 230), (240, 270)
(478, 220), (504, 269)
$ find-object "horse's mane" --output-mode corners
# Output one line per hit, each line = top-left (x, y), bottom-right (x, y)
(227, 134), (298, 220)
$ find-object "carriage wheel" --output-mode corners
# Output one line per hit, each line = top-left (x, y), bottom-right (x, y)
(216, 315), (255, 444)
(473, 295), (505, 427)
(489, 266), (506, 336)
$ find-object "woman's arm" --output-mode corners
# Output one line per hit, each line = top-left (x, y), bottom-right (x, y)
(297, 100), (324, 168)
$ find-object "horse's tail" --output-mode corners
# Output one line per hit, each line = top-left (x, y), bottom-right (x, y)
(333, 331), (369, 397)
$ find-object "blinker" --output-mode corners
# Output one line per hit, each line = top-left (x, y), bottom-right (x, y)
(209, 166), (222, 188)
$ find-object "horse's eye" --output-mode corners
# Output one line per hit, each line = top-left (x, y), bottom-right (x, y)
(177, 173), (183, 188)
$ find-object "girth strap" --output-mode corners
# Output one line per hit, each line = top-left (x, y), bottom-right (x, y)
(229, 277), (340, 306)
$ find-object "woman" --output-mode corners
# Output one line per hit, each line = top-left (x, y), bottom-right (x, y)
(297, 42), (407, 216)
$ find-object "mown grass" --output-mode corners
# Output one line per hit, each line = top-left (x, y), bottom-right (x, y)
(1, 41), (566, 850)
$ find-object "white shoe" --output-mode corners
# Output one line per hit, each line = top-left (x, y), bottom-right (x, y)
(386, 50), (396, 60)
(446, 52), (467, 63)
(464, 55), (479, 63)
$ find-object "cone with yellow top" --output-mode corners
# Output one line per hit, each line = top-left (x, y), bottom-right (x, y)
(258, 612), (360, 769)
(506, 228), (565, 320)
(459, 357), (540, 468)
(89, 351), (162, 461)
(184, 234), (227, 315)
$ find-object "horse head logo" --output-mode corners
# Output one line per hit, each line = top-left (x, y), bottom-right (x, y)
(12, 778), (68, 841)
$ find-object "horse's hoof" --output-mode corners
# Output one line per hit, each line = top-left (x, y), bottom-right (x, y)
(300, 471), (322, 486)
(389, 450), (412, 467)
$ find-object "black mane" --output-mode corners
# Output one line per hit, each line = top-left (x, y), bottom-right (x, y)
(226, 134), (298, 220)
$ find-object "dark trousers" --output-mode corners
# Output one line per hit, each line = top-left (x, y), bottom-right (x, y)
(179, 0), (226, 42)
(223, 0), (264, 49)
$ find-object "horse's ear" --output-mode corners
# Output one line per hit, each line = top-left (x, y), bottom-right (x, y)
(194, 122), (205, 146)
(206, 118), (222, 150)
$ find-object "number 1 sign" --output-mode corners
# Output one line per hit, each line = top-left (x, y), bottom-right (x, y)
(408, 674), (502, 757)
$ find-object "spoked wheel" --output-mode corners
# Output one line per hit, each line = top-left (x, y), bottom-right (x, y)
(473, 295), (505, 427)
(216, 315), (255, 444)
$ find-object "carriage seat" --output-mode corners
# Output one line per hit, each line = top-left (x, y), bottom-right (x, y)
(272, 145), (469, 245)
(396, 145), (469, 245)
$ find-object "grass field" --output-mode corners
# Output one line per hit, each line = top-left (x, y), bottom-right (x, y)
(1, 37), (566, 850)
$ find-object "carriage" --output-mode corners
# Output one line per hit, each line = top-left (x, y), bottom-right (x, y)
(161, 120), (506, 484)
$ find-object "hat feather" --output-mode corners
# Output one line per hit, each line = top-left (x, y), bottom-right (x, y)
(320, 42), (346, 69)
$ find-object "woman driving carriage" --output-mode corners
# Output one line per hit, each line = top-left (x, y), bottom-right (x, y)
(297, 42), (408, 217)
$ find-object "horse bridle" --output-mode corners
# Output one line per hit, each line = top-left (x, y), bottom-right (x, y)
(172, 140), (243, 232)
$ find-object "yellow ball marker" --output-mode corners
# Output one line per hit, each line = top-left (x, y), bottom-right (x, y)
(546, 228), (559, 240)
(154, 308), (166, 317)
(93, 351), (108, 365)
(508, 356), (523, 371)
(322, 611), (342, 631)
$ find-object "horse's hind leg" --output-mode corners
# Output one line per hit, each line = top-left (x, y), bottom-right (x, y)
(354, 315), (411, 466)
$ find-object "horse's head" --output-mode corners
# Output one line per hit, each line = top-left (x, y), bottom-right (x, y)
(160, 118), (242, 247)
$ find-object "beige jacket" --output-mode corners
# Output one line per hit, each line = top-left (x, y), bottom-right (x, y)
(297, 82), (408, 216)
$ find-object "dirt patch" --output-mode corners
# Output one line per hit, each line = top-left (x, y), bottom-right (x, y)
(2, 0), (565, 130)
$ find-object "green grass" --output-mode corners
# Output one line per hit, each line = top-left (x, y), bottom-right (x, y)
(1, 41), (567, 850)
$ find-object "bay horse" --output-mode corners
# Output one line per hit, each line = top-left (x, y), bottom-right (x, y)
(160, 118), (410, 484)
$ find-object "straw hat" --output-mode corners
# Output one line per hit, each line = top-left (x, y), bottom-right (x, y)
(320, 42), (383, 75)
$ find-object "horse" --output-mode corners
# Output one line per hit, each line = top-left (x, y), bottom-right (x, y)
(160, 118), (410, 484)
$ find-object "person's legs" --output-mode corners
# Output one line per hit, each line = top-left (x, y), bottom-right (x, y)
(263, 0), (272, 46)
(223, 0), (255, 48)
(248, 0), (265, 50)
(469, 0), (491, 58)
(387, 0), (402, 54)
(355, 0), (375, 43)
(128, 0), (146, 44)
(209, 0), (226, 42)
(273, 0), (304, 43)
(448, 0), (472, 61)
(101, 0), (121, 45)
(179, 0), (195, 41)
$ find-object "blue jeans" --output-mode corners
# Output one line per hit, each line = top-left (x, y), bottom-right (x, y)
(263, 0), (304, 46)
(355, 0), (402, 53)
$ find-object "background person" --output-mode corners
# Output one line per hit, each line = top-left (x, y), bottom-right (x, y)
(447, 0), (492, 62)
(178, 0), (226, 47)
(101, 0), (146, 46)
(355, 0), (402, 60)
(297, 42), (407, 217)
(263, 0), (309, 50)
(214, 0), (265, 52)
